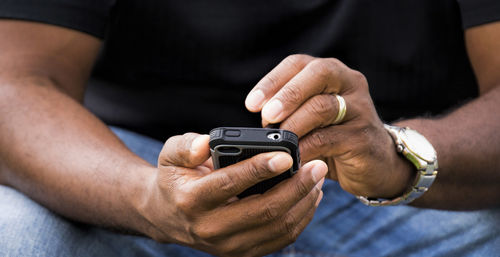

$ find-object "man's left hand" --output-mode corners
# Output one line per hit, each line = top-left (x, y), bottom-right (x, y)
(246, 54), (414, 199)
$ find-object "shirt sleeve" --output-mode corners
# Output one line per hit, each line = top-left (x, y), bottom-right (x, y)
(457, 0), (500, 28)
(0, 0), (116, 38)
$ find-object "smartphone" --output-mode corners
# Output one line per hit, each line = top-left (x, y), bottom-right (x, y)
(209, 127), (300, 198)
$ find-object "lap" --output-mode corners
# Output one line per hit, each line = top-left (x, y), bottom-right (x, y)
(0, 184), (211, 257)
(1, 126), (499, 257)
(287, 180), (500, 257)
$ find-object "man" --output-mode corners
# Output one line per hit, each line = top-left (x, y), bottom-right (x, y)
(0, 0), (499, 256)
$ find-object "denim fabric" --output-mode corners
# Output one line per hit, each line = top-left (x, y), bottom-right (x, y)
(0, 126), (498, 257)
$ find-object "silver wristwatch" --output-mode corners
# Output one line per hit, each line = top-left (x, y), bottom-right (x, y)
(357, 124), (438, 206)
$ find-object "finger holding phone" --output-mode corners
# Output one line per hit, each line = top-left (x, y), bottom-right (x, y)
(245, 54), (414, 200)
(137, 132), (327, 257)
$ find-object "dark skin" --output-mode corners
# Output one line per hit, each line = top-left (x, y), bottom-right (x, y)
(0, 18), (499, 256)
(246, 21), (500, 210)
(0, 20), (327, 257)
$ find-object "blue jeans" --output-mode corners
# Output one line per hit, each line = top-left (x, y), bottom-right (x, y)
(1, 127), (499, 257)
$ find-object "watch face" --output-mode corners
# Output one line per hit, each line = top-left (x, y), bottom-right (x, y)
(400, 129), (436, 162)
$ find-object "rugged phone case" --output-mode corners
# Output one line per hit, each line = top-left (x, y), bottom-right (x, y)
(209, 127), (300, 198)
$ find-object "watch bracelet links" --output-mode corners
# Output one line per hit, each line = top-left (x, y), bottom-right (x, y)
(357, 125), (438, 206)
(357, 164), (438, 206)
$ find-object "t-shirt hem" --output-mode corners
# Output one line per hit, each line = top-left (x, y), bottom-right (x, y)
(0, 4), (108, 38)
(460, 3), (500, 29)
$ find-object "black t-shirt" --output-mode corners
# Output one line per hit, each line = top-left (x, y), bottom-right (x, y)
(1, 0), (500, 140)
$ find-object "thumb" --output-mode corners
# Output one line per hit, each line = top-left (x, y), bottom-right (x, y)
(158, 133), (211, 168)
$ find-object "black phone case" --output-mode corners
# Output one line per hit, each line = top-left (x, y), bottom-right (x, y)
(209, 127), (300, 198)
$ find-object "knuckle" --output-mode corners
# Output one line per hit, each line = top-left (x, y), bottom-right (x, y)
(305, 184), (321, 203)
(157, 152), (170, 167)
(182, 132), (198, 138)
(161, 133), (199, 166)
(191, 223), (221, 242)
(264, 73), (280, 88)
(300, 134), (321, 154)
(164, 135), (180, 147)
(215, 172), (238, 195)
(282, 117), (301, 134)
(159, 136), (180, 163)
(262, 200), (282, 221)
(281, 213), (297, 235)
(295, 176), (312, 198)
(288, 226), (302, 243)
(308, 95), (336, 122)
(351, 70), (369, 88)
(281, 84), (304, 106)
(182, 132), (198, 147)
(309, 58), (337, 80)
(285, 54), (311, 70)
(309, 130), (328, 148)
(325, 57), (342, 65)
(242, 157), (270, 181)
(179, 134), (197, 164)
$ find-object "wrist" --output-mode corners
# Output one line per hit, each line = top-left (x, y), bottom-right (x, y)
(122, 164), (159, 238)
(359, 124), (438, 206)
(384, 150), (416, 199)
(373, 130), (415, 199)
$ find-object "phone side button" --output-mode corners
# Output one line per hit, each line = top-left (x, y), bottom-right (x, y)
(225, 130), (241, 137)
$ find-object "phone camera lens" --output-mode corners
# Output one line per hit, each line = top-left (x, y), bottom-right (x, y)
(267, 133), (281, 140)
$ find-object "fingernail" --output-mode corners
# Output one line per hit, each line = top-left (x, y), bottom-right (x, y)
(310, 161), (328, 183)
(245, 90), (265, 111)
(268, 153), (292, 172)
(190, 135), (208, 154)
(316, 178), (325, 191)
(315, 190), (324, 207)
(262, 99), (283, 122)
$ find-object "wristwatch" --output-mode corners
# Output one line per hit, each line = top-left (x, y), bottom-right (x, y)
(357, 124), (438, 206)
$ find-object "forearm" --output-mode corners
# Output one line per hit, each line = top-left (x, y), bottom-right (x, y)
(0, 76), (154, 234)
(397, 85), (500, 210)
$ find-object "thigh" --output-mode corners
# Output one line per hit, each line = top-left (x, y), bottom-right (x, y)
(0, 184), (113, 256)
(276, 180), (500, 257)
(113, 127), (500, 257)
(0, 127), (213, 257)
(0, 184), (213, 257)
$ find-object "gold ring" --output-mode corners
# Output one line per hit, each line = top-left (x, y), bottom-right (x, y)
(332, 94), (347, 124)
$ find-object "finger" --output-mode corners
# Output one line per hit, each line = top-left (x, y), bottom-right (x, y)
(325, 158), (339, 181)
(280, 93), (357, 138)
(299, 125), (355, 162)
(244, 197), (321, 257)
(193, 158), (214, 176)
(201, 157), (214, 170)
(245, 54), (315, 112)
(159, 133), (211, 168)
(211, 160), (327, 231)
(261, 178), (323, 239)
(212, 187), (324, 256)
(279, 94), (338, 138)
(194, 151), (294, 205)
(261, 58), (358, 124)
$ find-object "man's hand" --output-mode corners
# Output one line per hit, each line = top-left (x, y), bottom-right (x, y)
(137, 133), (327, 257)
(245, 55), (413, 199)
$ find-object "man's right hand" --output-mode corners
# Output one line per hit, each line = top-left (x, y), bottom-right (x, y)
(137, 133), (327, 257)
(0, 20), (326, 256)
